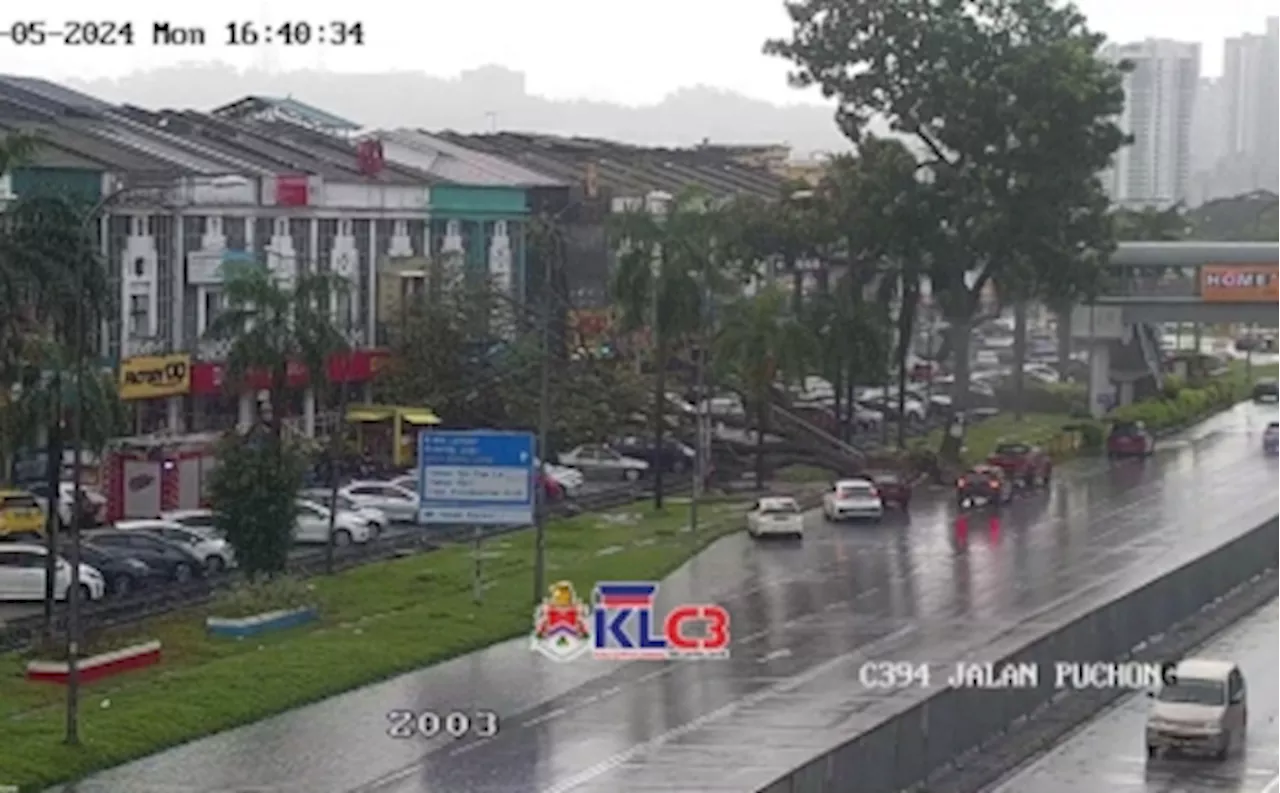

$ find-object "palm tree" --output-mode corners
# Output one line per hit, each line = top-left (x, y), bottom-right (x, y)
(205, 262), (350, 438)
(611, 190), (726, 509)
(0, 192), (112, 634)
(714, 286), (813, 489)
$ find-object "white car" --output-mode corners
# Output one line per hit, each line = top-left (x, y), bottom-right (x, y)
(299, 489), (389, 534)
(746, 497), (805, 539)
(294, 499), (375, 546)
(28, 481), (107, 528)
(852, 403), (884, 430)
(822, 479), (884, 522)
(116, 519), (236, 573)
(338, 481), (420, 523)
(557, 445), (649, 482)
(0, 543), (105, 602)
(700, 393), (746, 418)
(665, 391), (697, 416)
(161, 508), (220, 532)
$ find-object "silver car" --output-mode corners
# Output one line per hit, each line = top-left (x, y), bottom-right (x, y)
(557, 444), (649, 482)
(338, 481), (420, 523)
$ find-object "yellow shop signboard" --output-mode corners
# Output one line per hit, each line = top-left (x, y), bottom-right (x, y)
(118, 353), (192, 400)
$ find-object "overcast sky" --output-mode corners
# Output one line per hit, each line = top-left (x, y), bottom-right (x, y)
(5, 0), (1275, 105)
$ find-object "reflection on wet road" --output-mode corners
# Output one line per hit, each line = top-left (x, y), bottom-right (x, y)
(988, 600), (1279, 793)
(47, 403), (1280, 793)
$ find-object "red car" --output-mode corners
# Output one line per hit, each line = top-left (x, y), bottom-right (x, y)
(1107, 420), (1154, 458)
(986, 441), (1052, 488)
(866, 470), (912, 510)
(537, 471), (565, 502)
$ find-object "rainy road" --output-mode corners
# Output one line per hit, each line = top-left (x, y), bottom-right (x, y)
(44, 402), (1280, 793)
(988, 599), (1279, 793)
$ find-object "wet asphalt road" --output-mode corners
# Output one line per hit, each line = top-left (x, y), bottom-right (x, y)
(43, 402), (1280, 793)
(988, 599), (1279, 793)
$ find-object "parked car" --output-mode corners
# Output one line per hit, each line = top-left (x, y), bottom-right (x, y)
(536, 460), (586, 496)
(700, 393), (746, 418)
(1107, 420), (1155, 458)
(865, 470), (912, 510)
(297, 490), (389, 533)
(955, 464), (1014, 508)
(614, 436), (696, 474)
(557, 444), (649, 482)
(986, 441), (1053, 488)
(28, 481), (106, 529)
(822, 478), (884, 522)
(294, 499), (377, 546)
(85, 530), (208, 584)
(746, 497), (805, 539)
(79, 541), (164, 597)
(116, 519), (236, 573)
(161, 508), (221, 533)
(0, 543), (105, 602)
(0, 489), (45, 540)
(851, 403), (884, 431)
(338, 481), (420, 523)
(861, 396), (926, 424)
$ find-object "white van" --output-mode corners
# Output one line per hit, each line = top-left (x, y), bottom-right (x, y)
(1145, 658), (1247, 761)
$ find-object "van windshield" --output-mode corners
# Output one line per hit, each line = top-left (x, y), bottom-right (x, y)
(1157, 678), (1225, 706)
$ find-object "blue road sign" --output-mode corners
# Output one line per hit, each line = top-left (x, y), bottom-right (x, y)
(417, 430), (535, 526)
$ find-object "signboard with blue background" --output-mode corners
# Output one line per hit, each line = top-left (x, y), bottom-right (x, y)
(417, 430), (535, 526)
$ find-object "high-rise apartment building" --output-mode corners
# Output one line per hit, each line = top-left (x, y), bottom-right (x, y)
(1217, 17), (1279, 195)
(1101, 39), (1201, 208)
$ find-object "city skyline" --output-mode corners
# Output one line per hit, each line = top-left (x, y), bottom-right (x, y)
(2, 0), (1276, 106)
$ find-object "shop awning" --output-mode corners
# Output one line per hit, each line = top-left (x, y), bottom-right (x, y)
(400, 409), (441, 426)
(347, 407), (395, 423)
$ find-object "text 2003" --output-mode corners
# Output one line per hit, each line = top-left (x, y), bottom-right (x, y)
(386, 709), (499, 740)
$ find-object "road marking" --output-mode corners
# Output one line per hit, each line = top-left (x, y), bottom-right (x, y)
(448, 738), (493, 757)
(538, 625), (916, 793)
(757, 649), (792, 663)
(1259, 774), (1280, 793)
(520, 707), (567, 728)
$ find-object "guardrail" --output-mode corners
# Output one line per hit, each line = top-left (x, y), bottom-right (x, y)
(756, 514), (1280, 793)
(0, 480), (667, 654)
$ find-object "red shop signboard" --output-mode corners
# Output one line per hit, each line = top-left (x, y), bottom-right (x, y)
(190, 349), (389, 395)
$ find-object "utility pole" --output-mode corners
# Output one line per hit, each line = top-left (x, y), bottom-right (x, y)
(64, 254), (85, 746)
(532, 225), (554, 605)
(690, 255), (712, 535)
(42, 370), (63, 635)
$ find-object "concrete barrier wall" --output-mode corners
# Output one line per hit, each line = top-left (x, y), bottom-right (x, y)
(757, 515), (1280, 793)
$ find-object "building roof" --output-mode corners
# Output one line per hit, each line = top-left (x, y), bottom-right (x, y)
(117, 107), (434, 186)
(432, 132), (787, 199)
(377, 129), (564, 188)
(211, 96), (361, 132)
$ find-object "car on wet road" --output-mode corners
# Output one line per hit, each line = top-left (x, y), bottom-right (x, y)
(1252, 378), (1278, 402)
(1265, 421), (1279, 454)
(955, 463), (1014, 508)
(865, 470), (912, 510)
(987, 441), (1053, 487)
(1145, 658), (1247, 761)
(746, 496), (805, 539)
(822, 478), (884, 521)
(1106, 420), (1155, 458)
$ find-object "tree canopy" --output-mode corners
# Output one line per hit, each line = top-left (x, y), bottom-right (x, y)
(767, 0), (1130, 458)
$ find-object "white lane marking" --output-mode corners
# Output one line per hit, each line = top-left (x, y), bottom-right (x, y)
(538, 625), (916, 793)
(520, 707), (567, 728)
(1259, 774), (1280, 793)
(447, 738), (493, 757)
(757, 649), (792, 663)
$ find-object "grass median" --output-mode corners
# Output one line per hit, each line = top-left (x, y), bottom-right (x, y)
(0, 491), (798, 792)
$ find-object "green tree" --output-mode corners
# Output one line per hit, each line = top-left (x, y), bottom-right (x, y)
(0, 191), (114, 633)
(611, 190), (729, 508)
(1113, 205), (1189, 241)
(767, 0), (1127, 461)
(204, 262), (349, 574)
(715, 286), (814, 487)
(1187, 191), (1278, 241)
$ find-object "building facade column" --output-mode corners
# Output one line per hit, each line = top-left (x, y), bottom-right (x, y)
(1088, 339), (1114, 418)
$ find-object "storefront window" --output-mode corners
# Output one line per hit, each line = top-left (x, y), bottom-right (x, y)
(134, 399), (168, 435)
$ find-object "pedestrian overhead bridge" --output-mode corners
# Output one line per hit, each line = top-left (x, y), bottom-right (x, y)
(1098, 241), (1278, 325)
